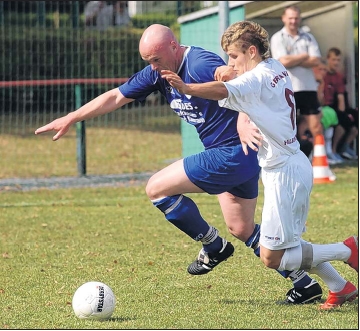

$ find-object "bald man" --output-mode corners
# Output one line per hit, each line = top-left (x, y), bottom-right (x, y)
(35, 24), (322, 304)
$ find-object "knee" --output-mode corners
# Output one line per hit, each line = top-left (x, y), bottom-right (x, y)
(227, 225), (245, 241)
(260, 252), (281, 270)
(145, 176), (161, 200)
(227, 222), (256, 242)
(260, 256), (279, 269)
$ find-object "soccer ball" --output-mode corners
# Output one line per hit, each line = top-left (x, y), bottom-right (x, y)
(72, 281), (116, 320)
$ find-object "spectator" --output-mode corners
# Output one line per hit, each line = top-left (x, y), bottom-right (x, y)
(84, 1), (114, 31)
(313, 59), (342, 164)
(270, 6), (325, 160)
(323, 47), (358, 160)
(114, 1), (131, 27)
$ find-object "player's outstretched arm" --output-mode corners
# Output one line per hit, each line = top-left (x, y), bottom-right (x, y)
(160, 70), (189, 94)
(161, 70), (227, 100)
(35, 116), (73, 141)
(35, 88), (131, 141)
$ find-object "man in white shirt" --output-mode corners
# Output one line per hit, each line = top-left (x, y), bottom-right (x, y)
(270, 6), (325, 159)
(84, 1), (114, 31)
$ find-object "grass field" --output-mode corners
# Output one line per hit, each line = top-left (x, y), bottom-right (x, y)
(0, 163), (358, 329)
(0, 110), (182, 179)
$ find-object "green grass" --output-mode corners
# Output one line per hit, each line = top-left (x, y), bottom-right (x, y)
(0, 164), (358, 329)
(0, 112), (182, 178)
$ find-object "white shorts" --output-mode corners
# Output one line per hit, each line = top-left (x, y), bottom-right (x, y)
(259, 152), (313, 250)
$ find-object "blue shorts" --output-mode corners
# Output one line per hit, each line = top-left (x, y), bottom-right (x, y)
(184, 145), (260, 199)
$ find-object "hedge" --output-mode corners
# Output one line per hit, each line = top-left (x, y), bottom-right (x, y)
(2, 12), (179, 81)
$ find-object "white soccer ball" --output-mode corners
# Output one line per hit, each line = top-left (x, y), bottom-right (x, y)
(72, 281), (116, 320)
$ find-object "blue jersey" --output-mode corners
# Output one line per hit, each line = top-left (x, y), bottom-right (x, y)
(119, 46), (240, 149)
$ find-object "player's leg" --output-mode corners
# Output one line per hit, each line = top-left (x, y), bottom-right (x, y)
(217, 192), (257, 242)
(276, 238), (358, 272)
(146, 158), (230, 272)
(259, 152), (357, 308)
(183, 145), (260, 275)
(260, 153), (358, 272)
(218, 191), (322, 304)
(273, 239), (359, 309)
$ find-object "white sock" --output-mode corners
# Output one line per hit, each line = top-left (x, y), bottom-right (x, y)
(311, 262), (347, 293)
(312, 243), (351, 266)
(278, 242), (351, 271)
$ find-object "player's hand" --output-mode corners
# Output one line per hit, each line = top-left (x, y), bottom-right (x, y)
(35, 116), (72, 141)
(161, 70), (188, 94)
(237, 117), (262, 155)
(214, 66), (236, 82)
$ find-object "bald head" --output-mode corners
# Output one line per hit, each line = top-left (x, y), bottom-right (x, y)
(139, 24), (185, 73)
(140, 24), (175, 51)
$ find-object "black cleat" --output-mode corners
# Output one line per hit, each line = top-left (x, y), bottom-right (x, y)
(278, 280), (323, 304)
(187, 239), (234, 275)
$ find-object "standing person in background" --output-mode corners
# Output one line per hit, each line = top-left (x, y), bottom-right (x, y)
(323, 47), (358, 160)
(84, 1), (131, 30)
(114, 1), (131, 27)
(270, 6), (326, 161)
(34, 24), (322, 305)
(84, 1), (114, 31)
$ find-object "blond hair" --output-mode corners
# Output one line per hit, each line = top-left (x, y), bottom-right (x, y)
(221, 21), (271, 60)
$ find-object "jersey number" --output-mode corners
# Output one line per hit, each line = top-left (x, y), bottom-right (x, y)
(285, 88), (296, 130)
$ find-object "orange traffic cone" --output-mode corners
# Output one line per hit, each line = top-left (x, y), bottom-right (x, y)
(312, 134), (335, 184)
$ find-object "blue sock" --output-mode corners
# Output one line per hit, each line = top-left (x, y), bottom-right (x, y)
(245, 223), (260, 251)
(287, 270), (314, 288)
(277, 270), (292, 278)
(152, 195), (223, 253)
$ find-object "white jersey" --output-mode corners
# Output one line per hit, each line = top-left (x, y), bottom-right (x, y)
(270, 27), (321, 92)
(219, 58), (300, 169)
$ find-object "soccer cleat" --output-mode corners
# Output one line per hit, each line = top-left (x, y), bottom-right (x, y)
(343, 236), (359, 272)
(320, 281), (358, 310)
(187, 239), (234, 275)
(278, 279), (323, 305)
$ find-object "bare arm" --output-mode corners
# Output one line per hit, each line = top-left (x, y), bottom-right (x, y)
(301, 56), (321, 68)
(161, 70), (228, 100)
(35, 88), (133, 141)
